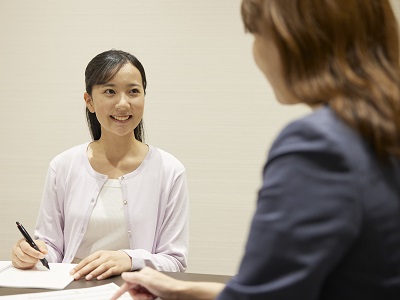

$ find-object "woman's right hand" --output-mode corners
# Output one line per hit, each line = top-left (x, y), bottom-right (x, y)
(11, 238), (48, 269)
(111, 267), (224, 300)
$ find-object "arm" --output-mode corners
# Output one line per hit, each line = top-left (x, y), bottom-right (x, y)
(13, 163), (63, 268)
(123, 171), (189, 272)
(218, 123), (362, 299)
(34, 164), (65, 263)
(111, 267), (224, 300)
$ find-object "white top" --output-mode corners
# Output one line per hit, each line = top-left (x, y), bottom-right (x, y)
(74, 179), (130, 261)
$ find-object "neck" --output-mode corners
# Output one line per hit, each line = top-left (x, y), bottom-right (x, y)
(96, 133), (142, 162)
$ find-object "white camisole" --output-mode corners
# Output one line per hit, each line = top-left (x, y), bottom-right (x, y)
(73, 179), (130, 262)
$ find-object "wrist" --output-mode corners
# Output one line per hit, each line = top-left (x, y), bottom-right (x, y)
(176, 281), (224, 300)
(173, 280), (190, 300)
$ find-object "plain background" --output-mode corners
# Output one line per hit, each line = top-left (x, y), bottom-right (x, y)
(1, 0), (399, 276)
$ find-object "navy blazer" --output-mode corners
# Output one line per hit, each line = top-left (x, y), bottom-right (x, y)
(218, 106), (400, 300)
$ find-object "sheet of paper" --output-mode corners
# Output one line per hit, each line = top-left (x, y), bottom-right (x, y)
(0, 262), (13, 274)
(0, 261), (76, 290)
(0, 283), (131, 299)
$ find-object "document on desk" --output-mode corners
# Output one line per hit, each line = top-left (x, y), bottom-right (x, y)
(0, 283), (131, 299)
(0, 261), (76, 290)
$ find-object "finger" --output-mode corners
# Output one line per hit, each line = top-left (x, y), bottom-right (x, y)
(119, 271), (160, 299)
(12, 245), (37, 269)
(13, 249), (37, 265)
(129, 292), (156, 300)
(121, 271), (141, 281)
(70, 253), (100, 277)
(34, 240), (48, 254)
(84, 251), (128, 280)
(80, 259), (111, 281)
(110, 282), (134, 300)
(130, 286), (156, 299)
(95, 265), (117, 280)
(19, 240), (45, 259)
(87, 263), (110, 280)
(87, 261), (120, 281)
(72, 260), (102, 280)
(14, 242), (42, 262)
(120, 272), (155, 293)
(11, 248), (25, 268)
(70, 258), (89, 274)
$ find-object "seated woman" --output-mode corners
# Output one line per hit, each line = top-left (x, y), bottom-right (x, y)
(12, 49), (189, 281)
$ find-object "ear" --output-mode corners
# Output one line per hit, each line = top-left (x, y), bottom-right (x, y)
(84, 92), (95, 113)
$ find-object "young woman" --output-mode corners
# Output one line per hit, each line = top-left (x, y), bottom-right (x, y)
(11, 50), (189, 281)
(112, 0), (400, 299)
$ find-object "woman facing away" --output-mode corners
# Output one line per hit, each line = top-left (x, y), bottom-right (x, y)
(112, 0), (400, 299)
(11, 50), (189, 281)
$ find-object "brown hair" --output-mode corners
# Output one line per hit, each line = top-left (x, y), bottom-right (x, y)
(242, 0), (400, 160)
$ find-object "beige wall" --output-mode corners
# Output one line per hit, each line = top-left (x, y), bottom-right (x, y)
(0, 0), (398, 276)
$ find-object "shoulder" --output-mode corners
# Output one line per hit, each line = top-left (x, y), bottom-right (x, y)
(49, 142), (89, 170)
(147, 145), (186, 174)
(269, 106), (372, 172)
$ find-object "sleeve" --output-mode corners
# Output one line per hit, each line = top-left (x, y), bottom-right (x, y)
(217, 123), (362, 300)
(123, 170), (189, 272)
(34, 163), (65, 263)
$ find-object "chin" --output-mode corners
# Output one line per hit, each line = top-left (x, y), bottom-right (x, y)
(275, 92), (299, 105)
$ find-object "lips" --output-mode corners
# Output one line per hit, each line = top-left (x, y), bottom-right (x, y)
(111, 115), (131, 121)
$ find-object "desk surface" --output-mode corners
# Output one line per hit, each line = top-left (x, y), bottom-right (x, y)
(0, 272), (232, 296)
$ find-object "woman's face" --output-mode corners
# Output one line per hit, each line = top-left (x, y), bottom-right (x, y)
(84, 63), (145, 139)
(252, 34), (297, 104)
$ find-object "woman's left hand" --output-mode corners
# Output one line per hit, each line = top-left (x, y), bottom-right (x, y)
(70, 250), (131, 280)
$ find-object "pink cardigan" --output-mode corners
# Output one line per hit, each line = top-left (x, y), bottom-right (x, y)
(34, 143), (189, 271)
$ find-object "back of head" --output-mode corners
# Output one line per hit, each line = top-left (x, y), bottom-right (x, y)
(242, 0), (400, 160)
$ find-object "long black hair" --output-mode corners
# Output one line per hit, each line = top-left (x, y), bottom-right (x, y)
(85, 49), (147, 141)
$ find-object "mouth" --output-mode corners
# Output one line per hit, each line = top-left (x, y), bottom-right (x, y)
(111, 115), (132, 121)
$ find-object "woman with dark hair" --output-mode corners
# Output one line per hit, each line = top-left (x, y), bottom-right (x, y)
(112, 0), (400, 299)
(11, 50), (189, 281)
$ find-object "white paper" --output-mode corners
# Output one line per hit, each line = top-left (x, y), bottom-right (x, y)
(0, 261), (76, 290)
(0, 283), (131, 299)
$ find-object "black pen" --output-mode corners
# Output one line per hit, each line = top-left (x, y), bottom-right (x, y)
(16, 221), (50, 270)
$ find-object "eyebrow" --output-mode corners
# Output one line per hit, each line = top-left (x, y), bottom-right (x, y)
(100, 83), (142, 88)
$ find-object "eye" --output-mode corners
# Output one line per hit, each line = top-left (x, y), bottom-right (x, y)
(104, 89), (115, 94)
(130, 88), (140, 94)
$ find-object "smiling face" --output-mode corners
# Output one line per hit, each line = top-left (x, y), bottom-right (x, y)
(84, 63), (145, 139)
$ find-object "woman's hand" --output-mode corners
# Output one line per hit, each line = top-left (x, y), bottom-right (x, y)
(111, 267), (225, 300)
(11, 238), (48, 269)
(70, 250), (131, 281)
(111, 267), (184, 300)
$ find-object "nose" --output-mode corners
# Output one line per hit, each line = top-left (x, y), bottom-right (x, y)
(115, 94), (130, 109)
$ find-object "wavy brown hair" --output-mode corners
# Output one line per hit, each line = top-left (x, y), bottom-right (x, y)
(242, 0), (400, 160)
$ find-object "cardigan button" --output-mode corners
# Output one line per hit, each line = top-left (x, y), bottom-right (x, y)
(123, 200), (128, 205)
